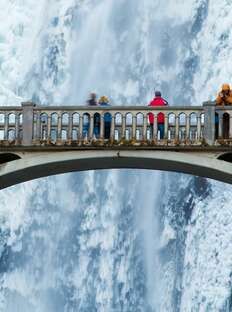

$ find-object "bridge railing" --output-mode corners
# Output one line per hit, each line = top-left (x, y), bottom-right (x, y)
(0, 107), (23, 143)
(0, 101), (231, 146)
(32, 105), (205, 145)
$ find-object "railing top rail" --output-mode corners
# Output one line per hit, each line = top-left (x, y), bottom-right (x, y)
(33, 105), (204, 111)
(0, 102), (231, 112)
(0, 107), (23, 112)
(215, 106), (232, 111)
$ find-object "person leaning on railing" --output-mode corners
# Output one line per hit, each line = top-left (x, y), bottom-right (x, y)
(148, 90), (168, 139)
(215, 84), (232, 139)
(216, 84), (232, 106)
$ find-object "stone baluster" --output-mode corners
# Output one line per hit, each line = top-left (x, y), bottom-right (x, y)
(4, 114), (8, 140)
(121, 114), (126, 139)
(36, 112), (41, 141)
(47, 114), (51, 141)
(153, 114), (158, 140)
(110, 114), (115, 141)
(15, 113), (19, 142)
(197, 114), (201, 140)
(175, 114), (179, 140)
(132, 114), (136, 140)
(229, 114), (232, 138)
(89, 114), (94, 139)
(164, 114), (168, 139)
(143, 113), (147, 140)
(68, 112), (73, 140)
(100, 115), (105, 139)
(79, 114), (83, 139)
(218, 112), (223, 139)
(57, 113), (62, 140)
(186, 114), (190, 140)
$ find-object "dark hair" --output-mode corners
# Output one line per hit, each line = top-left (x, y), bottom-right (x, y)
(155, 90), (161, 97)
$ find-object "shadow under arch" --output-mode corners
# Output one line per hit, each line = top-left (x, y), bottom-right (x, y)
(218, 152), (232, 163)
(0, 153), (21, 164)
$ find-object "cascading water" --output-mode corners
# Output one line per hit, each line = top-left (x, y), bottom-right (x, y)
(1, 0), (232, 311)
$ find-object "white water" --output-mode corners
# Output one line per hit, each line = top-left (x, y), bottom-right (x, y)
(0, 0), (232, 311)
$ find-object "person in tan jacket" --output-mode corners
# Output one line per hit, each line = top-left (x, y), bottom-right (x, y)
(216, 84), (232, 105)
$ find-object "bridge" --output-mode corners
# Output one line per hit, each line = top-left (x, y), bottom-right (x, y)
(0, 101), (232, 189)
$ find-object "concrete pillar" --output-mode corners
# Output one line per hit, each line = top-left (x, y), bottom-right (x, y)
(153, 115), (158, 140)
(197, 114), (201, 140)
(132, 115), (136, 140)
(229, 116), (232, 138)
(100, 115), (104, 139)
(47, 115), (51, 141)
(15, 114), (19, 143)
(164, 114), (168, 139)
(143, 114), (147, 140)
(89, 115), (94, 139)
(121, 115), (126, 139)
(110, 115), (115, 141)
(175, 115), (179, 140)
(4, 114), (8, 140)
(22, 102), (35, 146)
(203, 101), (215, 145)
(57, 114), (62, 139)
(35, 112), (41, 141)
(79, 114), (83, 140)
(218, 113), (223, 139)
(186, 114), (190, 140)
(68, 113), (73, 140)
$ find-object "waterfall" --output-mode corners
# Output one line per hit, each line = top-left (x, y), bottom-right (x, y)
(0, 0), (232, 311)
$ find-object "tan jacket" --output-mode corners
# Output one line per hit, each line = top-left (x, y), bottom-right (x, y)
(216, 91), (232, 105)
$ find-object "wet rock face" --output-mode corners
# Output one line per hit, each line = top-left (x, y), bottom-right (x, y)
(159, 174), (212, 310)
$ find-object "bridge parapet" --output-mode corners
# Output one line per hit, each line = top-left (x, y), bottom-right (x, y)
(0, 102), (231, 146)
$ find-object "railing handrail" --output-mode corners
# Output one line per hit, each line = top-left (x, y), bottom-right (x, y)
(33, 105), (204, 111)
(0, 102), (230, 112)
(0, 104), (205, 111)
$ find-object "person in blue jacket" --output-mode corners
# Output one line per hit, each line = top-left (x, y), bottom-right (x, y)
(99, 96), (112, 139)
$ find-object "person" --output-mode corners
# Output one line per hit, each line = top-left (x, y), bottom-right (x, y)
(215, 84), (232, 139)
(148, 90), (168, 139)
(99, 95), (112, 139)
(87, 92), (98, 106)
(83, 92), (98, 139)
(216, 84), (232, 105)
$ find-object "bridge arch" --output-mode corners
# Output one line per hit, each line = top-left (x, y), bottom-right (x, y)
(0, 150), (231, 190)
(0, 153), (21, 165)
(218, 152), (232, 163)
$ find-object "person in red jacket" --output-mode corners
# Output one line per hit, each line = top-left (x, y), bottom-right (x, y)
(148, 90), (168, 139)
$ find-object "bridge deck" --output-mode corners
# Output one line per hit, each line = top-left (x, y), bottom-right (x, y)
(0, 101), (231, 147)
(0, 102), (232, 187)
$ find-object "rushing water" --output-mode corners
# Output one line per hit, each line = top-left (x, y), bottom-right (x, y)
(0, 0), (232, 311)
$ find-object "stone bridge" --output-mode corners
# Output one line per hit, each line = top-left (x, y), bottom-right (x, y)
(0, 101), (232, 189)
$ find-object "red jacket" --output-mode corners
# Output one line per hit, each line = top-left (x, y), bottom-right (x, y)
(148, 97), (168, 124)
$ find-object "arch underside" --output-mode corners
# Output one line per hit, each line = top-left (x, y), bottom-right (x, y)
(0, 150), (231, 189)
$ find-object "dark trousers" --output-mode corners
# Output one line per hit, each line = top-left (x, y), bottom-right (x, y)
(150, 123), (164, 139)
(104, 122), (111, 139)
(158, 124), (164, 139)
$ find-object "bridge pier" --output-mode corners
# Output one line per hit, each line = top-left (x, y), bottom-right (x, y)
(203, 101), (215, 145)
(22, 102), (35, 146)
